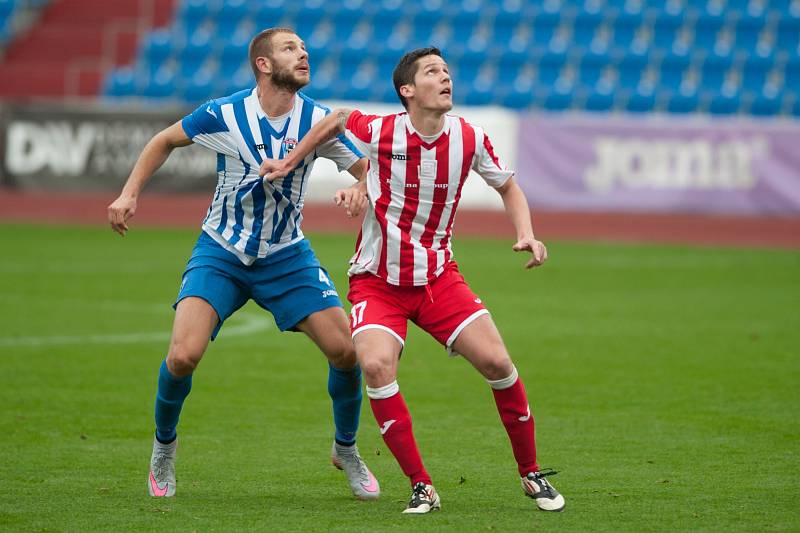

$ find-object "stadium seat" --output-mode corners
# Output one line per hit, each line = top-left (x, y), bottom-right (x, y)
(707, 92), (741, 114)
(748, 90), (783, 116)
(584, 89), (615, 111)
(103, 0), (794, 115)
(666, 90), (700, 113)
(700, 51), (733, 90)
(624, 88), (657, 112)
(104, 67), (137, 97)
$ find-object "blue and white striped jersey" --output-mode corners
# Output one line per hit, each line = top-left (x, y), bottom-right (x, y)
(181, 88), (361, 265)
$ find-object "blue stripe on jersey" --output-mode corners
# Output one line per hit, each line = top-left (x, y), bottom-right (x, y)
(291, 164), (311, 239)
(244, 138), (273, 255)
(270, 189), (295, 243)
(215, 195), (229, 234)
(229, 179), (261, 246)
(233, 99), (262, 164)
(216, 153), (225, 173)
(336, 132), (362, 159)
(244, 181), (267, 256)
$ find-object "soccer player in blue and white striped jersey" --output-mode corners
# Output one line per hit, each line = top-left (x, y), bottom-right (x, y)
(108, 28), (379, 501)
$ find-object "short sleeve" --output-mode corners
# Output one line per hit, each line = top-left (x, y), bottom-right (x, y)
(343, 109), (380, 160)
(316, 133), (363, 172)
(472, 130), (514, 188)
(181, 100), (228, 139)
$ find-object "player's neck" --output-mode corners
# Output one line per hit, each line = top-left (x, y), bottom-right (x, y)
(256, 80), (296, 118)
(407, 109), (446, 137)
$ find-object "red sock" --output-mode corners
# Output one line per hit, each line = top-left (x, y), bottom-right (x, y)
(367, 383), (431, 486)
(491, 374), (539, 476)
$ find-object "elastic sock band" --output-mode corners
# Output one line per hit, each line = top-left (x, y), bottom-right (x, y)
(487, 365), (518, 390)
(366, 380), (399, 399)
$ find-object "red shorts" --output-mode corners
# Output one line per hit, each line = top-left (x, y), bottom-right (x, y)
(347, 261), (488, 354)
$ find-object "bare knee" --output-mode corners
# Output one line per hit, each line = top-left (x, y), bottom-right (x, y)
(478, 355), (514, 381)
(167, 340), (204, 377)
(325, 337), (357, 369)
(358, 354), (396, 386)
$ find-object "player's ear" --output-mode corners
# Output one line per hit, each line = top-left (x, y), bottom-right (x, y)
(255, 56), (271, 76)
(399, 84), (414, 100)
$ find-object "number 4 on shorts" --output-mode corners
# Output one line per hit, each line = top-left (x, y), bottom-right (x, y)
(318, 268), (331, 286)
(350, 301), (367, 326)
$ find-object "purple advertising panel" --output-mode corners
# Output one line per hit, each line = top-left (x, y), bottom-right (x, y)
(516, 114), (800, 215)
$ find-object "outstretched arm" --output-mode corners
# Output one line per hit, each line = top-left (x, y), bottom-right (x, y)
(258, 108), (354, 180)
(108, 121), (192, 236)
(495, 177), (548, 269)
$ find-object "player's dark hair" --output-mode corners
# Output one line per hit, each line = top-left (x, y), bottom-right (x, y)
(392, 47), (443, 109)
(249, 27), (295, 78)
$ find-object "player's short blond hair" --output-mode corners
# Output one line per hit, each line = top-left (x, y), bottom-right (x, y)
(248, 27), (295, 78)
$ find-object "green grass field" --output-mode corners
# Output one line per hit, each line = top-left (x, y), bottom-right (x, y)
(0, 223), (798, 532)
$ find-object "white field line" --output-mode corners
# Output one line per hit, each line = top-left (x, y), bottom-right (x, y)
(0, 312), (270, 348)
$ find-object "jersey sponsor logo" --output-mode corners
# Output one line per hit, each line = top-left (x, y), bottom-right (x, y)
(205, 106), (217, 118)
(321, 289), (338, 298)
(254, 143), (266, 150)
(379, 419), (396, 435)
(391, 153), (407, 160)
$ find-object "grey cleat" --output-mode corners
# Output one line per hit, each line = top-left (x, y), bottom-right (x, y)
(148, 436), (177, 497)
(331, 442), (380, 500)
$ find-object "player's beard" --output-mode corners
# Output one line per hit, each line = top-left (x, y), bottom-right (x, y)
(270, 63), (308, 92)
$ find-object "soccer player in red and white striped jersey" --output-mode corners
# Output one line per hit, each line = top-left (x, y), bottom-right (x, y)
(260, 47), (565, 514)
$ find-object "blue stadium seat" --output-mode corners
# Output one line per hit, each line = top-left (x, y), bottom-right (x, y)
(612, 11), (642, 48)
(584, 89), (615, 112)
(692, 12), (725, 49)
(776, 16), (800, 50)
(141, 29), (177, 66)
(579, 51), (610, 86)
(666, 90), (700, 113)
(542, 88), (573, 111)
(749, 90), (783, 116)
(741, 56), (771, 91)
(624, 89), (656, 113)
(181, 70), (216, 104)
(707, 92), (741, 114)
(700, 51), (733, 91)
(734, 12), (766, 51)
(785, 54), (800, 90)
(104, 67), (137, 97)
(659, 51), (692, 86)
(573, 10), (603, 47)
(142, 66), (179, 99)
(618, 53), (648, 86)
(652, 11), (683, 49)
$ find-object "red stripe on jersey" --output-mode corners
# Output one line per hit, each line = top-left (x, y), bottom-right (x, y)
(482, 133), (503, 169)
(422, 139), (451, 281)
(440, 118), (476, 258)
(397, 134), (422, 286)
(353, 229), (363, 263)
(374, 115), (396, 280)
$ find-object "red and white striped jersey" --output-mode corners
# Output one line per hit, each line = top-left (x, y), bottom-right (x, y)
(345, 110), (514, 286)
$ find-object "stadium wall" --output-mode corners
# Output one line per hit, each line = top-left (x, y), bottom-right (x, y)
(1, 101), (799, 216)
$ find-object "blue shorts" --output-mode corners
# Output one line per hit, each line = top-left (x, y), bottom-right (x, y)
(175, 232), (343, 339)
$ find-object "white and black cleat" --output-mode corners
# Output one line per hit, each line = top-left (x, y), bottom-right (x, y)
(522, 468), (565, 512)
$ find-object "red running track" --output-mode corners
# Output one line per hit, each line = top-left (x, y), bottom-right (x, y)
(1, 189), (798, 249)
